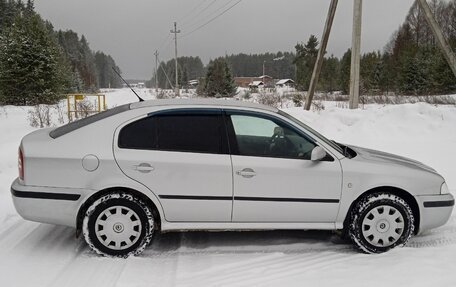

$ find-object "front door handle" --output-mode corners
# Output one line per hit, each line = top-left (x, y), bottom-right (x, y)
(133, 163), (155, 173)
(236, 168), (256, 178)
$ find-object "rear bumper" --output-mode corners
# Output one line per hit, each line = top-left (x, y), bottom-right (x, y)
(10, 178), (89, 227)
(416, 193), (454, 234)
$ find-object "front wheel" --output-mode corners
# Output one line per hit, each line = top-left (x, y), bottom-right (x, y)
(348, 192), (415, 253)
(82, 192), (154, 257)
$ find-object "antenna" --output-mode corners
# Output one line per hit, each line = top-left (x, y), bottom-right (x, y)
(111, 67), (144, 102)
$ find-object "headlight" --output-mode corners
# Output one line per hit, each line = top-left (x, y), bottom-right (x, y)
(441, 182), (449, 194)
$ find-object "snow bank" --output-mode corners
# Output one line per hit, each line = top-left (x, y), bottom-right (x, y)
(286, 102), (456, 189)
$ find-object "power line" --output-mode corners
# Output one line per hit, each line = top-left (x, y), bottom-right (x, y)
(182, 0), (218, 26)
(178, 0), (210, 23)
(184, 0), (238, 30)
(157, 34), (173, 54)
(180, 0), (243, 39)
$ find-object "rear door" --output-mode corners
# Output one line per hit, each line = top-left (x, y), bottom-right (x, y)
(114, 109), (233, 222)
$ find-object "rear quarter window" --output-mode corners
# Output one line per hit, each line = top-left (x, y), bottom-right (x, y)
(49, 104), (130, 139)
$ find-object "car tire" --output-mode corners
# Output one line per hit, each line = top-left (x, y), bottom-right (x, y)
(82, 192), (154, 258)
(348, 192), (414, 254)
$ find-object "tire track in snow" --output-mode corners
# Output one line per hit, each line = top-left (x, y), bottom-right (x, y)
(237, 252), (362, 287)
(48, 254), (128, 287)
(0, 216), (26, 242)
(179, 252), (289, 283)
(407, 215), (456, 248)
(181, 252), (355, 286)
(0, 220), (40, 255)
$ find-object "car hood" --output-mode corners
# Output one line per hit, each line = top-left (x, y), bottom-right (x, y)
(348, 145), (437, 174)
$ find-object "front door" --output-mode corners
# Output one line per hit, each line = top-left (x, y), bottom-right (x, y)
(226, 111), (342, 223)
(114, 109), (233, 222)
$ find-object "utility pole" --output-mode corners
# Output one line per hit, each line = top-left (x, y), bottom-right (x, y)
(417, 0), (456, 78)
(349, 0), (362, 109)
(171, 22), (181, 97)
(154, 50), (159, 93)
(305, 0), (338, 111)
(263, 60), (266, 77)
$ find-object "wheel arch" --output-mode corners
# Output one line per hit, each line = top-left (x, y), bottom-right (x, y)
(76, 186), (162, 237)
(343, 186), (420, 235)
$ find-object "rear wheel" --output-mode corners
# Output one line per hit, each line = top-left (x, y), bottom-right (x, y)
(82, 193), (154, 257)
(348, 192), (414, 253)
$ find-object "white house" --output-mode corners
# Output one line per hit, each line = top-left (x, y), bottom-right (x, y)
(275, 79), (295, 88)
(249, 81), (264, 92)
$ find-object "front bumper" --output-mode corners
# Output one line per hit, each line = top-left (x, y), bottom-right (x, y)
(416, 193), (454, 233)
(10, 178), (88, 227)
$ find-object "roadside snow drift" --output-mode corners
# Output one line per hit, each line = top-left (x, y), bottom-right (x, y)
(0, 89), (455, 287)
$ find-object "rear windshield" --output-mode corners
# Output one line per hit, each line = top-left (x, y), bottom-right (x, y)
(49, 104), (130, 139)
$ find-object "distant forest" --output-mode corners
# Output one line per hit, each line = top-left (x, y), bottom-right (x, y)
(0, 0), (122, 105)
(151, 0), (456, 96)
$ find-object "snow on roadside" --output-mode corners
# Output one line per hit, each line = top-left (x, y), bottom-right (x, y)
(286, 102), (456, 190)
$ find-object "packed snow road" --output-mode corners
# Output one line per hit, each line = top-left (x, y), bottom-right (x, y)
(0, 90), (456, 286)
(1, 215), (456, 286)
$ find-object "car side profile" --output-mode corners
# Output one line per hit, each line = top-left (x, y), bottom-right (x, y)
(11, 99), (454, 257)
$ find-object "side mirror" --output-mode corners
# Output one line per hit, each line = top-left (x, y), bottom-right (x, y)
(311, 146), (327, 161)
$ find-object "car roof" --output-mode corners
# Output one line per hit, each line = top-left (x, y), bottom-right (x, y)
(50, 99), (277, 139)
(129, 98), (278, 113)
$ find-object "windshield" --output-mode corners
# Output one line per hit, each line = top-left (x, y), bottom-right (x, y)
(278, 110), (345, 156)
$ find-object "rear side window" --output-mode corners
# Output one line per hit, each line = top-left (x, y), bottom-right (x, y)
(50, 104), (130, 139)
(118, 117), (156, 149)
(118, 110), (227, 154)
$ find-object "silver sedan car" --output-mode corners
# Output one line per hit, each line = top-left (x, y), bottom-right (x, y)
(11, 99), (454, 257)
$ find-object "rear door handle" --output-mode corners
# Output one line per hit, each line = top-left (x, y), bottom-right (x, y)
(133, 163), (155, 173)
(236, 168), (256, 178)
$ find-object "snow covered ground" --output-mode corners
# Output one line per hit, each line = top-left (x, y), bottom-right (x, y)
(0, 89), (456, 286)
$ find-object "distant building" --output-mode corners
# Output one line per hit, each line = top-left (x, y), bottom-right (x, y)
(234, 75), (275, 89)
(275, 79), (295, 88)
(249, 81), (264, 88)
(137, 82), (145, 88)
(188, 79), (199, 88)
(249, 81), (264, 92)
(234, 77), (258, 88)
(258, 75), (274, 87)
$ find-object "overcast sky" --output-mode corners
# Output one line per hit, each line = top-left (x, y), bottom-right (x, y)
(35, 0), (415, 79)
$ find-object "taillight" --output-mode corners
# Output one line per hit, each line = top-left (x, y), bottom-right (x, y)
(18, 148), (24, 181)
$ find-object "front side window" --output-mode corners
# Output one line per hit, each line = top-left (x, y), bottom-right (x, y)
(118, 111), (226, 154)
(230, 114), (316, 160)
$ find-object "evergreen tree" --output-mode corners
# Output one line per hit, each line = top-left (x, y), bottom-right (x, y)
(378, 52), (395, 94)
(202, 58), (236, 97)
(320, 55), (340, 93)
(222, 52), (295, 79)
(94, 51), (122, 88)
(360, 51), (382, 94)
(431, 49), (456, 93)
(78, 35), (97, 91)
(152, 56), (204, 89)
(400, 53), (427, 95)
(0, 14), (70, 105)
(294, 35), (319, 91)
(339, 49), (351, 95)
